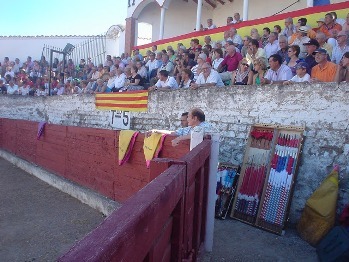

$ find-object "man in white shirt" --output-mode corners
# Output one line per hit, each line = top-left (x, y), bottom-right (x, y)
(149, 70), (178, 90)
(191, 62), (224, 89)
(112, 68), (126, 92)
(7, 80), (19, 95)
(145, 52), (159, 79)
(264, 32), (280, 59)
(331, 31), (349, 64)
(206, 19), (217, 30)
(262, 54), (293, 84)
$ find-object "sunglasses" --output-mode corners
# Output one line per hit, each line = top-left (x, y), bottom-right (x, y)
(242, 63), (249, 66)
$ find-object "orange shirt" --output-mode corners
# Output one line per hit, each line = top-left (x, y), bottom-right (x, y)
(318, 23), (342, 38)
(311, 61), (337, 82)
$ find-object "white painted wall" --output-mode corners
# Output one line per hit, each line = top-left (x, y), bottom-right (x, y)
(137, 0), (213, 41)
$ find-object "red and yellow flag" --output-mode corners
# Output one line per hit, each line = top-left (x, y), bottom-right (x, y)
(95, 91), (148, 112)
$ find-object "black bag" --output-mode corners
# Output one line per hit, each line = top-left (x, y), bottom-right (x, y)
(316, 226), (349, 262)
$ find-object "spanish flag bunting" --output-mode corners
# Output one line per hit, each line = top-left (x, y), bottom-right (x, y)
(95, 91), (149, 112)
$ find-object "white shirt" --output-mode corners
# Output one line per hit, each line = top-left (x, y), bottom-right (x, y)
(196, 69), (224, 87)
(232, 34), (243, 46)
(265, 64), (293, 82)
(155, 76), (178, 89)
(331, 45), (349, 64)
(212, 58), (224, 70)
(7, 84), (19, 95)
(145, 59), (159, 72)
(20, 86), (30, 95)
(106, 76), (116, 88)
(290, 36), (310, 59)
(289, 73), (310, 82)
(114, 73), (126, 89)
(264, 40), (280, 58)
(207, 24), (217, 30)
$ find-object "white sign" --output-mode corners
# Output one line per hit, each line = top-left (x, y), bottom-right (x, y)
(110, 110), (131, 130)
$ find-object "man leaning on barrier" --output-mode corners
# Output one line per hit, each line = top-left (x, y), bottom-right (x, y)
(146, 108), (213, 147)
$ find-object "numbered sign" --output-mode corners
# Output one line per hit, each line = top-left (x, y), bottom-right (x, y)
(110, 110), (131, 130)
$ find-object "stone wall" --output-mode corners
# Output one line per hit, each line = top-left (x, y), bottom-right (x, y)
(0, 83), (348, 223)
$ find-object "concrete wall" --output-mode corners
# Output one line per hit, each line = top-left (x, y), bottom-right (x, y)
(0, 83), (348, 223)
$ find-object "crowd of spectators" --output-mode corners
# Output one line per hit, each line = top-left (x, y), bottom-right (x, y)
(1, 12), (349, 96)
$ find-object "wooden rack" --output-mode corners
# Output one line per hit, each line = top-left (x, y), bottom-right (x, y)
(231, 124), (304, 235)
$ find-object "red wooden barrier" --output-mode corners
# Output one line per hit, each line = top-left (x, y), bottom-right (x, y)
(0, 118), (190, 202)
(58, 140), (212, 261)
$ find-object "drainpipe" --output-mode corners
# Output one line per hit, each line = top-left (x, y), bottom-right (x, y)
(307, 0), (313, 7)
(159, 7), (166, 40)
(196, 0), (203, 32)
(243, 0), (249, 21)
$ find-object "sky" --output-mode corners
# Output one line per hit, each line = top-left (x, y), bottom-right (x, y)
(1, 0), (128, 36)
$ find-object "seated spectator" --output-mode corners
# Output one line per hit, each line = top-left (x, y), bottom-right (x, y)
(56, 83), (65, 95)
(286, 45), (303, 76)
(7, 80), (19, 95)
(80, 80), (91, 94)
(230, 27), (243, 50)
(290, 27), (310, 59)
(332, 31), (349, 64)
(218, 45), (243, 82)
(178, 68), (194, 88)
(189, 38), (201, 53)
(19, 82), (30, 96)
(277, 36), (289, 63)
(252, 58), (268, 85)
(125, 65), (144, 91)
(191, 62), (224, 89)
(167, 47), (175, 61)
(226, 16), (234, 25)
(94, 79), (105, 93)
(274, 25), (282, 35)
(331, 11), (346, 26)
(233, 13), (243, 24)
(182, 51), (196, 69)
(283, 62), (310, 84)
(149, 70), (178, 91)
(4, 66), (15, 79)
(212, 48), (224, 71)
(145, 52), (160, 80)
(104, 71), (117, 92)
(173, 58), (184, 84)
(334, 51), (349, 83)
(310, 48), (337, 82)
(221, 30), (232, 47)
(159, 53), (174, 75)
(0, 79), (7, 94)
(231, 59), (252, 85)
(136, 61), (148, 80)
(319, 13), (342, 47)
(315, 32), (333, 58)
(112, 67), (127, 92)
(206, 18), (217, 30)
(132, 49), (143, 62)
(246, 39), (267, 68)
(261, 27), (270, 48)
(264, 32), (280, 59)
(241, 36), (252, 58)
(204, 35), (216, 49)
(303, 39), (320, 71)
(282, 17), (297, 39)
(13, 58), (21, 74)
(191, 54), (206, 81)
(262, 54), (293, 84)
(313, 18), (326, 33)
(297, 17), (316, 39)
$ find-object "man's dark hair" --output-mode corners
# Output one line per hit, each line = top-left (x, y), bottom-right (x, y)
(159, 70), (169, 78)
(263, 27), (271, 34)
(251, 39), (259, 48)
(269, 54), (283, 65)
(271, 32), (278, 38)
(182, 112), (189, 117)
(191, 108), (205, 122)
(298, 18), (307, 26)
(330, 11), (337, 19)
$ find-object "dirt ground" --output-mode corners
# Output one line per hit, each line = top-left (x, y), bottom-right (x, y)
(0, 157), (105, 261)
(200, 218), (317, 262)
